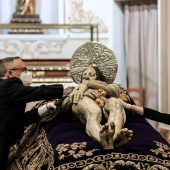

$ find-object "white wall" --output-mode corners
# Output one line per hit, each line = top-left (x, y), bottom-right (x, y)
(109, 1), (127, 88)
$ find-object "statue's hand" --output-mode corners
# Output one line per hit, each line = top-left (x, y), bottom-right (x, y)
(69, 82), (88, 104)
(69, 87), (80, 104)
(84, 89), (99, 99)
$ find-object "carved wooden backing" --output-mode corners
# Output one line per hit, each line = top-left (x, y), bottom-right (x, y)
(126, 88), (145, 107)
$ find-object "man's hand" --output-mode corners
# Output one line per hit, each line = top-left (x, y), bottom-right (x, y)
(38, 101), (56, 117)
(119, 99), (131, 110)
(63, 86), (74, 96)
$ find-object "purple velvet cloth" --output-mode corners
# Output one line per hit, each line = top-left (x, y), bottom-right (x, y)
(45, 109), (170, 169)
(121, 110), (169, 153)
(45, 114), (102, 167)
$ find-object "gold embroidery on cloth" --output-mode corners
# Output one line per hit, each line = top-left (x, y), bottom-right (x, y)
(56, 141), (170, 169)
(56, 142), (97, 160)
(80, 162), (169, 170)
(7, 100), (61, 170)
(8, 127), (55, 170)
(56, 152), (170, 170)
(150, 141), (170, 158)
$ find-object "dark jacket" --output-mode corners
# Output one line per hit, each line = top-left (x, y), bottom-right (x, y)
(144, 108), (170, 125)
(0, 77), (63, 145)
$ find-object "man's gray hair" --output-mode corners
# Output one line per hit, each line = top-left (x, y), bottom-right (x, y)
(0, 56), (20, 77)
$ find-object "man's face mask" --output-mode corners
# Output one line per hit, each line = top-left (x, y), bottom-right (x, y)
(10, 67), (32, 86)
(20, 72), (32, 86)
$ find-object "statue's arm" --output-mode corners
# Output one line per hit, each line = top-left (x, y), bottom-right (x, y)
(86, 80), (122, 98)
(69, 80), (123, 104)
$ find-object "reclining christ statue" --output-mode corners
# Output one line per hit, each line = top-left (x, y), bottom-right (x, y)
(61, 41), (133, 149)
(7, 41), (170, 170)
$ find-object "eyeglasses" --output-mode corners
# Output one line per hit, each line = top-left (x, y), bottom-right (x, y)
(10, 67), (28, 73)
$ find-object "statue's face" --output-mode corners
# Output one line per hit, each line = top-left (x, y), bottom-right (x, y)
(82, 67), (97, 82)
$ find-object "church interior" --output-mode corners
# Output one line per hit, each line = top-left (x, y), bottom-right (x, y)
(1, 0), (170, 169)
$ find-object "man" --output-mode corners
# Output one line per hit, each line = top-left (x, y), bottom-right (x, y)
(0, 57), (64, 169)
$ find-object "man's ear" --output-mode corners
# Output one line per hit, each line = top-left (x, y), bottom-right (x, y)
(6, 70), (13, 78)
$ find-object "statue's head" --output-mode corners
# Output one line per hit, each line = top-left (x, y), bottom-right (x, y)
(70, 41), (118, 84)
(81, 66), (105, 83)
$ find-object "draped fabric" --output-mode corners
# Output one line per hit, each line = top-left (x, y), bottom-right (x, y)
(124, 1), (158, 128)
(46, 111), (170, 170)
(8, 93), (170, 170)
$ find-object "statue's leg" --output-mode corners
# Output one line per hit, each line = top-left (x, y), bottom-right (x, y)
(72, 96), (102, 143)
(29, 0), (35, 14)
(32, 0), (36, 14)
(100, 97), (127, 149)
(103, 97), (133, 147)
(114, 128), (133, 148)
(104, 97), (125, 139)
(21, 0), (30, 14)
(99, 122), (115, 149)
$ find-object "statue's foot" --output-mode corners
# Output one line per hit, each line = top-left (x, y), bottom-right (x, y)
(99, 122), (115, 149)
(114, 128), (133, 148)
